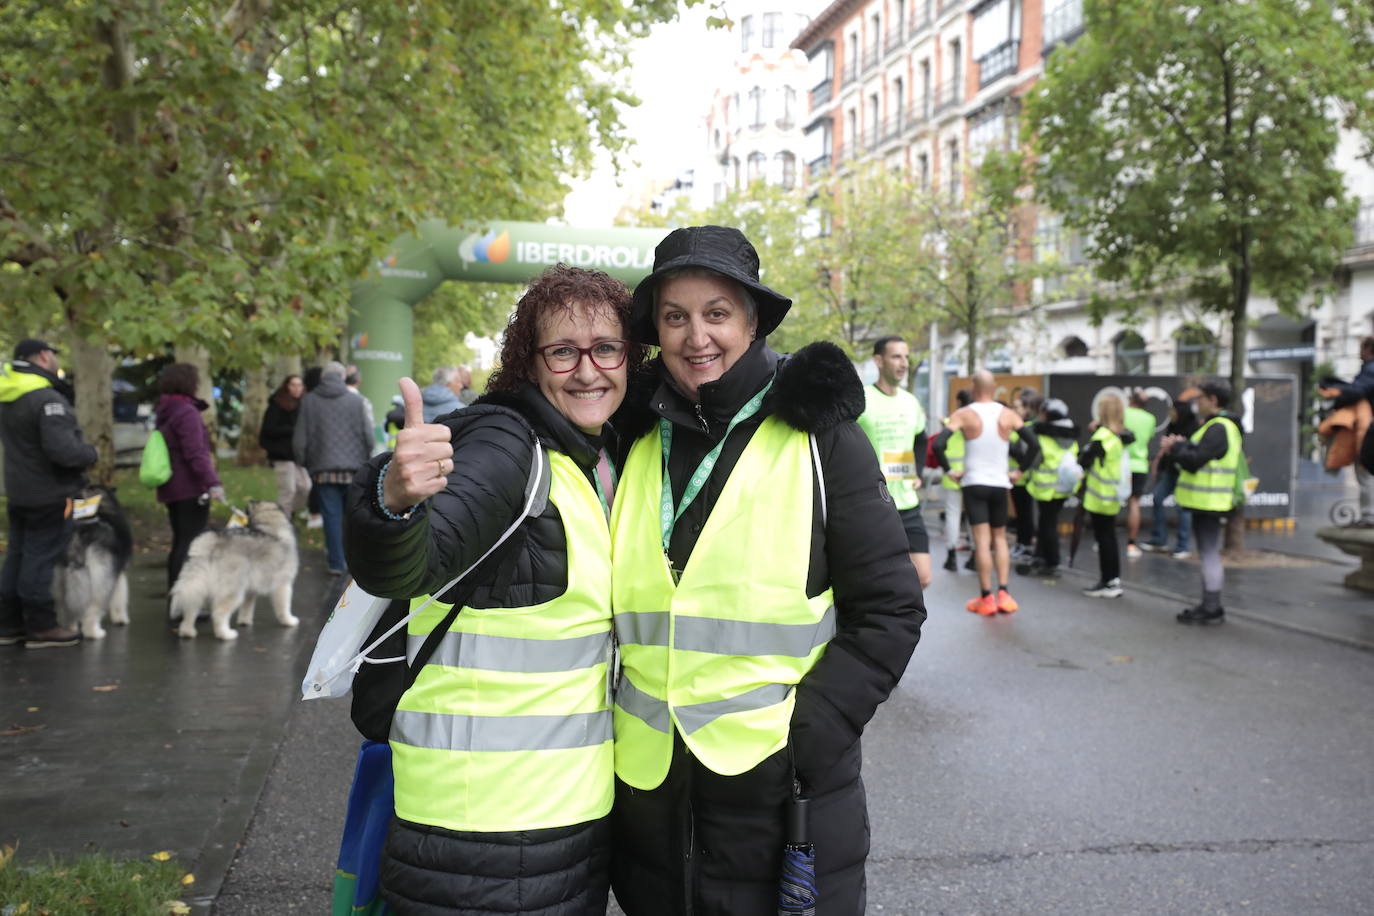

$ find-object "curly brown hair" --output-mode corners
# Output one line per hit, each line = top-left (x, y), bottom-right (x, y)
(487, 264), (645, 394)
(159, 362), (199, 397)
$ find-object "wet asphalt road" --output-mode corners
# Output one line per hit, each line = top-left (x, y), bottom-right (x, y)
(210, 557), (1374, 915)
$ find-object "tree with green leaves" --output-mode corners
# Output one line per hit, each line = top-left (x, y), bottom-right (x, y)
(1024, 0), (1374, 397)
(1, 0), (693, 481)
(899, 152), (1045, 375)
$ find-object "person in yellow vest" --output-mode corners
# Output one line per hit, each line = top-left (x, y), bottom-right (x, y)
(1159, 379), (1243, 625)
(1016, 398), (1081, 578)
(342, 266), (641, 915)
(1123, 389), (1159, 559)
(608, 226), (925, 916)
(1008, 389), (1040, 560)
(857, 335), (932, 588)
(1079, 393), (1136, 598)
(940, 387), (973, 571)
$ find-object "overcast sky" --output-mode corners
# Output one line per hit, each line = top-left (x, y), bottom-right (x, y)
(561, 1), (827, 226)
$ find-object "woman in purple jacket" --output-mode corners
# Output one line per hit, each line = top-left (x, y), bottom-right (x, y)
(154, 363), (223, 588)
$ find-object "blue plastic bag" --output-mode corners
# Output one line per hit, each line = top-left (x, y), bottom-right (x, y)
(333, 741), (393, 916)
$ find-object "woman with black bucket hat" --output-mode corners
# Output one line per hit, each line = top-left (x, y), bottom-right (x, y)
(608, 225), (926, 915)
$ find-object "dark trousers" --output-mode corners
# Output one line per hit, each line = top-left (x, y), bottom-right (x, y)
(1010, 485), (1035, 546)
(0, 502), (74, 633)
(166, 497), (210, 589)
(1034, 498), (1066, 568)
(1090, 510), (1120, 583)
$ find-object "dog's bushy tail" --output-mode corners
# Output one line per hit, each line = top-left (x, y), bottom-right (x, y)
(167, 532), (216, 621)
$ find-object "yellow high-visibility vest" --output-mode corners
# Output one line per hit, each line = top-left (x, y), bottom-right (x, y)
(941, 422), (965, 491)
(1027, 436), (1078, 502)
(390, 450), (614, 832)
(1082, 427), (1124, 516)
(1175, 416), (1242, 513)
(610, 415), (835, 789)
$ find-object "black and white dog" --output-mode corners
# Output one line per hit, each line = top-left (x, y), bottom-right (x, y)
(54, 485), (134, 639)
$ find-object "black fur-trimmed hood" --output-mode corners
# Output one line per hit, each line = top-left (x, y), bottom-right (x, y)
(613, 341), (864, 443)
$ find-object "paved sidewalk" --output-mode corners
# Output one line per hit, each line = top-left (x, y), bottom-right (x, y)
(0, 546), (342, 912)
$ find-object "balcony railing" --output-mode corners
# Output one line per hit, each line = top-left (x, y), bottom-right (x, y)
(933, 80), (962, 115)
(936, 0), (959, 14)
(810, 79), (833, 110)
(905, 96), (932, 134)
(859, 123), (880, 151)
(884, 24), (905, 55)
(807, 155), (832, 179)
(861, 44), (880, 73)
(978, 40), (1020, 87)
(1356, 202), (1374, 248)
(841, 59), (858, 87)
(909, 9), (933, 36)
(1043, 0), (1085, 53)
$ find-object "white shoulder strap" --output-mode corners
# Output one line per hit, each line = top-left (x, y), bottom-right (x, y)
(810, 434), (827, 528)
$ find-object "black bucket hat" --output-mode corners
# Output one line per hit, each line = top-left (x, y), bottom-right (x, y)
(630, 225), (792, 346)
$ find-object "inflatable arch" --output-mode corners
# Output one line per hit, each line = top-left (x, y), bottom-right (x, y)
(347, 219), (668, 436)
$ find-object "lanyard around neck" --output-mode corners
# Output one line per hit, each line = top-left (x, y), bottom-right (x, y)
(592, 449), (617, 519)
(659, 378), (774, 553)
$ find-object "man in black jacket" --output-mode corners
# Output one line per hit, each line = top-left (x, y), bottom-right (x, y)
(1329, 336), (1374, 526)
(0, 339), (99, 648)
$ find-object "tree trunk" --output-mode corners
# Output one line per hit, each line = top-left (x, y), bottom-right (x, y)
(175, 344), (217, 450)
(70, 333), (115, 488)
(965, 317), (978, 376)
(1223, 256), (1252, 557)
(236, 363), (269, 466)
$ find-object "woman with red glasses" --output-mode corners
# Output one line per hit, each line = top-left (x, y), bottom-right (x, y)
(344, 264), (645, 915)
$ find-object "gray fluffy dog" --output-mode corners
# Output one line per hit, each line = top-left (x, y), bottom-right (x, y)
(169, 500), (300, 640)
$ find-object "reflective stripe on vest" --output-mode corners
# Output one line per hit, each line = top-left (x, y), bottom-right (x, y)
(610, 415), (834, 788)
(1175, 416), (1242, 512)
(1027, 436), (1077, 502)
(1082, 427), (1124, 516)
(390, 450), (613, 833)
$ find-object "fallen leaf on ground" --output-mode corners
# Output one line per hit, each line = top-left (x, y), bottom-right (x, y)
(150, 850), (172, 862)
(26, 707), (38, 712)
(1, 724), (46, 737)
(91, 685), (119, 693)
(181, 873), (195, 885)
(1108, 656), (1133, 663)
(163, 903), (191, 915)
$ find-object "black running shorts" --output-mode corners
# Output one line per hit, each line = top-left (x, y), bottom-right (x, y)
(1130, 472), (1148, 499)
(898, 506), (929, 554)
(963, 484), (1010, 528)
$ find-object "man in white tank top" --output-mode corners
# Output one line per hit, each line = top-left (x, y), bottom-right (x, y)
(934, 371), (1040, 616)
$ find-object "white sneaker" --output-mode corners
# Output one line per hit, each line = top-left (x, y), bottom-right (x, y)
(307, 515), (324, 529)
(1083, 578), (1123, 598)
(1170, 549), (1192, 560)
(1126, 544), (1143, 559)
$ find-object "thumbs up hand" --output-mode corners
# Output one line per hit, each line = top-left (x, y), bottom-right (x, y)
(382, 377), (455, 512)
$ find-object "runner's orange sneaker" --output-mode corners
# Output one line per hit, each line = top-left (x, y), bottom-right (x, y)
(996, 589), (1019, 614)
(965, 594), (998, 616)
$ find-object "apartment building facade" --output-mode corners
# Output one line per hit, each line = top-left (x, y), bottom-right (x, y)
(792, 0), (1374, 387)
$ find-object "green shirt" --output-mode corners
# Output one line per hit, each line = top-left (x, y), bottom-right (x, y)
(857, 384), (926, 510)
(1123, 406), (1157, 474)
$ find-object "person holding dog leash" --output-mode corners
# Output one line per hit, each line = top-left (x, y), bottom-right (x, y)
(343, 265), (641, 916)
(0, 339), (98, 648)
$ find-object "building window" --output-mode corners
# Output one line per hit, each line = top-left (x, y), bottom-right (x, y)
(972, 0), (1021, 85)
(749, 86), (765, 130)
(968, 101), (1016, 162)
(747, 152), (766, 183)
(918, 152), (930, 188)
(740, 15), (754, 53)
(777, 151), (797, 189)
(1175, 324), (1218, 375)
(763, 12), (783, 48)
(778, 86), (797, 130)
(1062, 336), (1089, 358)
(1043, 0), (1084, 50)
(1114, 330), (1149, 374)
(949, 38), (962, 96)
(732, 156), (741, 189)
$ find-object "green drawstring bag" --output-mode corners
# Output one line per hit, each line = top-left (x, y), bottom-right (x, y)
(139, 429), (172, 487)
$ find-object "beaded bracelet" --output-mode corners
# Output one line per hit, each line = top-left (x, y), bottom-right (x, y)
(374, 459), (418, 521)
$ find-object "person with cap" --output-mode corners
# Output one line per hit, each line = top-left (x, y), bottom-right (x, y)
(294, 360), (374, 575)
(857, 334), (932, 588)
(1159, 379), (1243, 625)
(0, 339), (98, 648)
(1016, 397), (1081, 578)
(608, 225), (925, 915)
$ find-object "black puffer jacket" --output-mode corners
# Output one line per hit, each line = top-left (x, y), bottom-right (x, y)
(609, 340), (926, 916)
(343, 384), (613, 916)
(0, 361), (97, 507)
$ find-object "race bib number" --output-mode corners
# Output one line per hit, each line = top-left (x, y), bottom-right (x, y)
(881, 449), (916, 482)
(72, 495), (102, 520)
